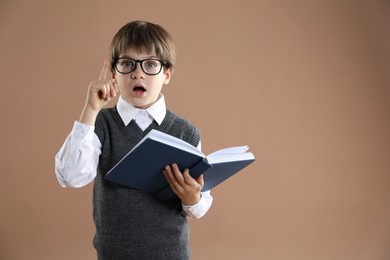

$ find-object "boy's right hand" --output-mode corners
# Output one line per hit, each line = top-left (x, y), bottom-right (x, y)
(79, 60), (119, 125)
(86, 60), (119, 110)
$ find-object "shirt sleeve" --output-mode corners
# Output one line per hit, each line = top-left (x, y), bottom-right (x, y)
(55, 121), (101, 188)
(182, 190), (213, 219)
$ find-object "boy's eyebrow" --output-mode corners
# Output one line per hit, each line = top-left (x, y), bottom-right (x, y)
(118, 55), (159, 59)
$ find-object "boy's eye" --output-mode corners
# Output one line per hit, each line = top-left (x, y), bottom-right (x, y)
(144, 60), (159, 68)
(120, 59), (135, 69)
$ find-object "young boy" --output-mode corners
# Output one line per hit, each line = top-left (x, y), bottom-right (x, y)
(55, 21), (213, 260)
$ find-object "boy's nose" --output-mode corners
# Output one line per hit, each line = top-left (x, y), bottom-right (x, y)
(131, 64), (145, 79)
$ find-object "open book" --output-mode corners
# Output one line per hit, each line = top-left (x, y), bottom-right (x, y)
(104, 129), (255, 201)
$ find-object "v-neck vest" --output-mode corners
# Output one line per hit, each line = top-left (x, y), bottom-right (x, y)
(92, 106), (200, 259)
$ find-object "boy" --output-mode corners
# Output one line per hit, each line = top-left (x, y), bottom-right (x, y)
(55, 21), (213, 259)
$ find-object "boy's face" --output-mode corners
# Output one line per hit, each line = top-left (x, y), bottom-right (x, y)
(113, 49), (171, 109)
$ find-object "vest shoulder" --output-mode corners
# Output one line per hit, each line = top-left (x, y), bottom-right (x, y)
(166, 109), (198, 131)
(165, 109), (201, 147)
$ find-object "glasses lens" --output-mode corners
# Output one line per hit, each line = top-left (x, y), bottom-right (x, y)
(116, 59), (136, 74)
(142, 60), (162, 75)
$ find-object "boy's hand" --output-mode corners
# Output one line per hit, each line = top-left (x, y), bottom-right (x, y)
(163, 163), (204, 205)
(86, 60), (118, 110)
(80, 60), (119, 125)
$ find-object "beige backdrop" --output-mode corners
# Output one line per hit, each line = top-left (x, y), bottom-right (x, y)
(1, 0), (390, 259)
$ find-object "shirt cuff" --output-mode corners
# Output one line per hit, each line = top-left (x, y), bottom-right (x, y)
(182, 190), (212, 219)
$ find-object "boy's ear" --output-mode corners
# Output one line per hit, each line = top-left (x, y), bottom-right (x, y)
(163, 68), (173, 85)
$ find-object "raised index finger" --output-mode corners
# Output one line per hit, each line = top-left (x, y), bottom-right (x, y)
(99, 60), (111, 80)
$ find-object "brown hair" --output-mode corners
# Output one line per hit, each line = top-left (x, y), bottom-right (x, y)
(109, 21), (176, 72)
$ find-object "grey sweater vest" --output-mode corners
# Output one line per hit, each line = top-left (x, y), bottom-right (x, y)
(92, 106), (200, 260)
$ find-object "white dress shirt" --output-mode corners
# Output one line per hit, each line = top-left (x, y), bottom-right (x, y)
(55, 95), (213, 219)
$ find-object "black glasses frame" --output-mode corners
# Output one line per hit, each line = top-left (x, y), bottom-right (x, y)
(114, 58), (169, 75)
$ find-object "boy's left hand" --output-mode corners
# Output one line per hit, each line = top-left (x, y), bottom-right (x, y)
(163, 163), (204, 205)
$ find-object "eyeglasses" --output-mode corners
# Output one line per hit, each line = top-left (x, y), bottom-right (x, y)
(114, 58), (168, 75)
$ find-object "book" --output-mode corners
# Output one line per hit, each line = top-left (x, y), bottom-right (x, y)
(104, 129), (255, 200)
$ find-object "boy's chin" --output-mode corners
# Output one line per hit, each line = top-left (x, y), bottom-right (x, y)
(132, 99), (155, 109)
(122, 94), (159, 109)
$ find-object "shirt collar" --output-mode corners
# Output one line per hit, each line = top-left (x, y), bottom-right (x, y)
(116, 94), (166, 126)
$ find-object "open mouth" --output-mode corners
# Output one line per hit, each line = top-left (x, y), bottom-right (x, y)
(133, 86), (146, 94)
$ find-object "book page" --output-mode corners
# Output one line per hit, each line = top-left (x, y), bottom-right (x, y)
(208, 146), (249, 157)
(207, 151), (255, 164)
(137, 129), (205, 157)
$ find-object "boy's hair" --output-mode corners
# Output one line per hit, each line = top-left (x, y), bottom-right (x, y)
(109, 21), (176, 72)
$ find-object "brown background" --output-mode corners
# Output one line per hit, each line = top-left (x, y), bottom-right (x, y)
(1, 0), (390, 259)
